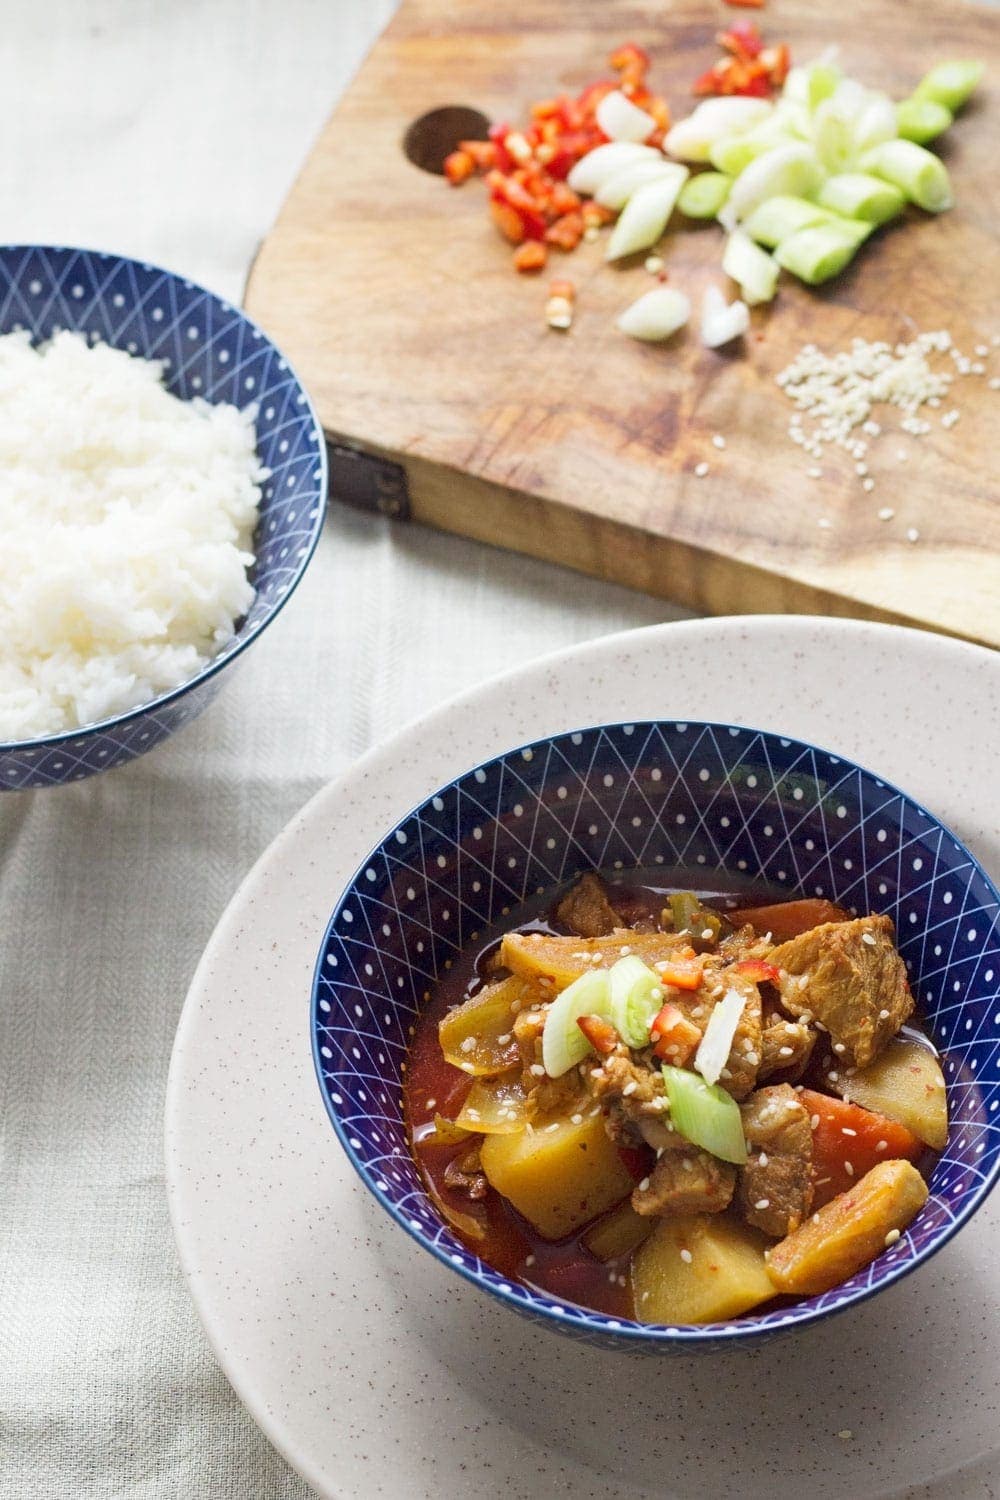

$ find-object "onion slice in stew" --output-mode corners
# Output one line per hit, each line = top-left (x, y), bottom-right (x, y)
(455, 1072), (530, 1134)
(694, 987), (746, 1086)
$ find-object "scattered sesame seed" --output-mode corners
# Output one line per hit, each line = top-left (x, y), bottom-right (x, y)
(571, 1113), (583, 1125)
(841, 1127), (857, 1136)
(844, 1160), (854, 1176)
(545, 1122), (560, 1133)
(681, 1158), (694, 1172)
(884, 1229), (901, 1246)
(529, 1063), (545, 1077)
(989, 377), (1000, 391)
(755, 1198), (771, 1210)
(496, 1033), (511, 1045)
(876, 1139), (888, 1152)
(862, 477), (875, 492)
(466, 1108), (480, 1120)
(828, 1070), (839, 1082)
(833, 1042), (846, 1054)
(810, 1114), (821, 1130)
(818, 516), (832, 529)
(694, 461), (710, 478)
(644, 254), (665, 274)
(878, 1008), (891, 1020)
(525, 1254), (536, 1266)
(680, 1248), (693, 1264)
(459, 1036), (477, 1053)
(425, 1098), (437, 1110)
(701, 928), (714, 940)
(583, 225), (600, 243)
(638, 1176), (651, 1192)
(622, 1081), (638, 1097)
(975, 344), (989, 357)
(778, 1046), (794, 1057)
(906, 527), (920, 543)
(712, 433), (726, 449)
(758, 1152), (769, 1166)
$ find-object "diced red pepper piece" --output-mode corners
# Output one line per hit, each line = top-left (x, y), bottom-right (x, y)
(609, 43), (650, 76)
(459, 139), (498, 171)
(723, 0), (765, 7)
(443, 150), (475, 185)
(655, 957), (704, 991)
(719, 20), (763, 57)
(650, 1004), (702, 1065)
(761, 42), (791, 86)
(544, 211), (584, 251)
(577, 1014), (619, 1055)
(730, 959), (781, 985)
(548, 278), (576, 302)
(513, 241), (548, 273)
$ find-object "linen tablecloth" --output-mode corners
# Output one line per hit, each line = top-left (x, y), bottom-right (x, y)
(0, 5), (686, 1494)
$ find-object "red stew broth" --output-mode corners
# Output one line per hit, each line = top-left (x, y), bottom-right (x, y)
(403, 874), (938, 1322)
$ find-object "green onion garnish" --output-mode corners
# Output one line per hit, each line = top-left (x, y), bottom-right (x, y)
(662, 1066), (748, 1165)
(541, 968), (613, 1077)
(678, 171), (732, 220)
(743, 195), (833, 249)
(774, 223), (869, 285)
(896, 98), (953, 145)
(608, 956), (664, 1049)
(862, 139), (953, 212)
(814, 172), (906, 224)
(913, 60), (984, 114)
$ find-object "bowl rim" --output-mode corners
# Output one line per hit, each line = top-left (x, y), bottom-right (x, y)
(0, 241), (327, 754)
(311, 715), (1000, 1345)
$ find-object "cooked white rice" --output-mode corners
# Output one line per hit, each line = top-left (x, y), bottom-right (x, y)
(0, 330), (266, 741)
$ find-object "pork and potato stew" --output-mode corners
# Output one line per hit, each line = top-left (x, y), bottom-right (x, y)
(405, 875), (947, 1324)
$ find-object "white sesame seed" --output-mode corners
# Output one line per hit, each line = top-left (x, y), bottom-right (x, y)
(712, 433), (726, 449)
(876, 1139), (887, 1151)
(496, 1034), (511, 1045)
(810, 1114), (821, 1130)
(459, 1037), (477, 1053)
(878, 1008), (891, 1020)
(975, 344), (989, 357)
(862, 933), (877, 947)
(694, 462), (710, 478)
(525, 1253), (536, 1266)
(906, 527), (920, 543)
(862, 477), (875, 492)
(807, 466), (822, 479)
(680, 1248), (693, 1263)
(818, 517), (832, 529)
(530, 1063), (546, 1076)
(425, 1098), (437, 1110)
(754, 1198), (771, 1210)
(841, 1127), (857, 1136)
(545, 1122), (560, 1133)
(989, 377), (1000, 391)
(833, 1042), (846, 1054)
(622, 1081), (637, 1097)
(644, 254), (665, 274)
(844, 1160), (854, 1176)
(571, 1113), (583, 1125)
(884, 1229), (901, 1246)
(778, 1046), (794, 1057)
(638, 1176), (651, 1191)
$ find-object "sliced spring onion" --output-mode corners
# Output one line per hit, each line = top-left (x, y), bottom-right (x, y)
(853, 94), (899, 154)
(608, 956), (664, 1048)
(742, 194), (833, 248)
(862, 139), (953, 212)
(783, 58), (842, 111)
(913, 60), (984, 114)
(540, 967), (612, 1077)
(678, 171), (732, 219)
(617, 286), (691, 342)
(606, 165), (689, 260)
(694, 988), (746, 1086)
(596, 89), (657, 144)
(722, 229), (779, 306)
(595, 159), (679, 211)
(709, 132), (779, 178)
(896, 97), (953, 144)
(664, 97), (772, 163)
(661, 1065), (748, 1165)
(566, 141), (660, 196)
(814, 172), (905, 224)
(812, 97), (859, 174)
(774, 222), (868, 284)
(700, 284), (750, 348)
(726, 142), (824, 223)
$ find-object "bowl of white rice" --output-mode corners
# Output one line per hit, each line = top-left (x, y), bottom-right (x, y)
(0, 245), (326, 790)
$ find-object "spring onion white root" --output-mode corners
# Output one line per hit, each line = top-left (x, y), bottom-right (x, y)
(664, 97), (772, 162)
(700, 285), (750, 348)
(722, 229), (779, 305)
(606, 165), (689, 260)
(596, 89), (657, 143)
(595, 159), (680, 211)
(617, 286), (691, 341)
(566, 141), (660, 195)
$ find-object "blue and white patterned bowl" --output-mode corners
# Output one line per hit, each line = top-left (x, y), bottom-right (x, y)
(0, 245), (326, 789)
(312, 721), (1000, 1349)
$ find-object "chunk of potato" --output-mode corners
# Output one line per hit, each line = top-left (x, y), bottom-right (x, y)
(838, 1037), (948, 1151)
(439, 977), (536, 1075)
(480, 1110), (633, 1240)
(583, 1202), (654, 1263)
(766, 1158), (928, 1296)
(500, 929), (686, 991)
(455, 1072), (529, 1135)
(631, 1214), (775, 1325)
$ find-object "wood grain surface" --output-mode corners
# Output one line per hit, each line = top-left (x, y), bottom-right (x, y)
(245, 0), (1000, 646)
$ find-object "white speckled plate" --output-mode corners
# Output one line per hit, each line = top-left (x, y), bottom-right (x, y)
(165, 617), (1000, 1500)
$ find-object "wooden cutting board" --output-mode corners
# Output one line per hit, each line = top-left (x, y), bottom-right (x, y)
(245, 0), (1000, 647)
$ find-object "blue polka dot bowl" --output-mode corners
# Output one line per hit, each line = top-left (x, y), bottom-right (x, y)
(312, 721), (1000, 1350)
(0, 244), (326, 790)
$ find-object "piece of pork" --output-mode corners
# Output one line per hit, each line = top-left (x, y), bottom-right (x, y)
(770, 914), (913, 1068)
(696, 967), (763, 1101)
(737, 1084), (813, 1236)
(556, 873), (623, 938)
(444, 1145), (488, 1202)
(631, 1148), (736, 1218)
(582, 1045), (679, 1152)
(759, 1015), (816, 1083)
